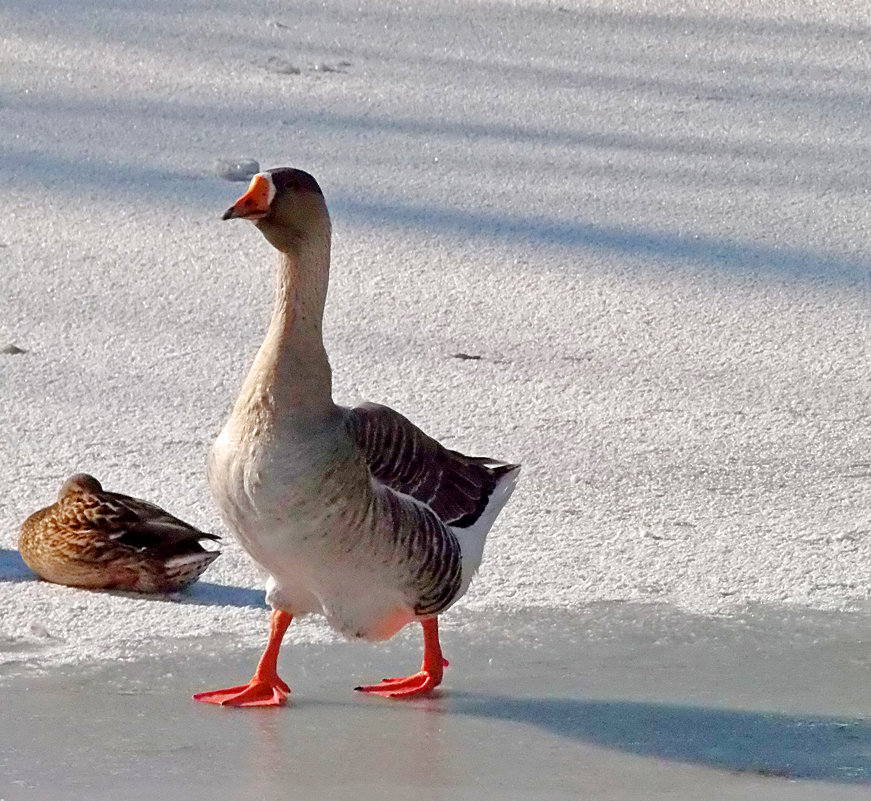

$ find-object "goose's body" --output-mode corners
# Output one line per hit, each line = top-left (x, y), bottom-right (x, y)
(211, 402), (517, 642)
(19, 474), (220, 593)
(195, 169), (519, 707)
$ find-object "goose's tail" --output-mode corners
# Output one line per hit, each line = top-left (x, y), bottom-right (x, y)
(452, 463), (521, 597)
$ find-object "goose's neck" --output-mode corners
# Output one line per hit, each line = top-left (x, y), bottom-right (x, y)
(243, 229), (334, 419)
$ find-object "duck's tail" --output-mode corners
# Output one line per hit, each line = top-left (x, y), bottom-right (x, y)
(160, 549), (220, 591)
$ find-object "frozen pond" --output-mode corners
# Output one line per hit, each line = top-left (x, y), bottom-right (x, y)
(2, 604), (870, 800)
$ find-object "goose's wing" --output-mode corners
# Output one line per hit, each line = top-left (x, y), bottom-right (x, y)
(347, 402), (519, 528)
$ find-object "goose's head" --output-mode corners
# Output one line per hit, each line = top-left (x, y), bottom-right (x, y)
(222, 168), (328, 253)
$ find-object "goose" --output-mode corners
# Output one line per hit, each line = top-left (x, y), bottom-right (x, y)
(18, 473), (220, 592)
(194, 168), (520, 707)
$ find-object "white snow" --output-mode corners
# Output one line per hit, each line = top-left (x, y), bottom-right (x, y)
(2, 0), (871, 671)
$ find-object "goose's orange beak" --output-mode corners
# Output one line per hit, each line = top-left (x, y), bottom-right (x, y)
(222, 174), (273, 221)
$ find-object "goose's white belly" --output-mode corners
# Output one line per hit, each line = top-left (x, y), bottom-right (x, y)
(208, 418), (415, 640)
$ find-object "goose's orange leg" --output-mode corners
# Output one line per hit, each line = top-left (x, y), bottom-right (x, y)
(194, 609), (292, 707)
(355, 617), (449, 698)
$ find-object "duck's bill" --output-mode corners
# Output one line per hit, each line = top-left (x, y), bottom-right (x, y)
(222, 173), (275, 220)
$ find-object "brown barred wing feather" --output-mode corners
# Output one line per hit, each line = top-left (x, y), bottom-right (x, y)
(347, 402), (519, 529)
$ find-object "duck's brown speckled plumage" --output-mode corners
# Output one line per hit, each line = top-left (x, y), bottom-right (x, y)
(18, 474), (220, 592)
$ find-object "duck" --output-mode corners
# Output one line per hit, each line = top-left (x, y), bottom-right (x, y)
(19, 473), (220, 592)
(194, 168), (520, 708)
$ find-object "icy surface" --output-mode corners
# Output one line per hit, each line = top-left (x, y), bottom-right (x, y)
(3, 606), (871, 800)
(2, 0), (871, 671)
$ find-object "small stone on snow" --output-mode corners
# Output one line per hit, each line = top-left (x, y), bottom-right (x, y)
(215, 158), (260, 182)
(264, 57), (301, 75)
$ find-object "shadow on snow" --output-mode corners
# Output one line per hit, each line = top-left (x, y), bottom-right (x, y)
(0, 548), (34, 582)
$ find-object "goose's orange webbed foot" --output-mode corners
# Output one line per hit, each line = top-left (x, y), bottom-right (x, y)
(194, 609), (292, 709)
(355, 618), (447, 699)
(355, 667), (442, 698)
(193, 676), (289, 707)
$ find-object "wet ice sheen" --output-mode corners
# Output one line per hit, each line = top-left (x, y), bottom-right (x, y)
(2, 605), (870, 800)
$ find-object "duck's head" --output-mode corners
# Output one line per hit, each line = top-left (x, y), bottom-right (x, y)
(222, 168), (328, 253)
(59, 473), (103, 499)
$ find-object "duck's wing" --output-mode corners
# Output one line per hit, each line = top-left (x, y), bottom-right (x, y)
(347, 401), (519, 528)
(60, 492), (219, 556)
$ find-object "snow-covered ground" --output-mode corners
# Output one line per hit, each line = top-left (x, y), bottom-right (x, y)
(2, 0), (871, 671)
